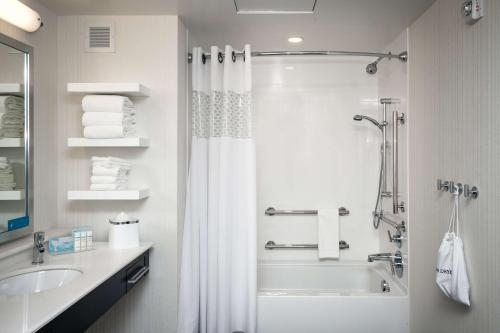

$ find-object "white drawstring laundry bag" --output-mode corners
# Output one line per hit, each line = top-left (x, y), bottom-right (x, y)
(436, 191), (470, 306)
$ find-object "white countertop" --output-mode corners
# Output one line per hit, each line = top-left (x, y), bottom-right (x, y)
(0, 242), (153, 333)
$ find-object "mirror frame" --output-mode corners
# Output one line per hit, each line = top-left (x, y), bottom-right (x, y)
(0, 32), (33, 244)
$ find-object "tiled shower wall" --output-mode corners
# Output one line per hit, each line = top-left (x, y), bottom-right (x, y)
(253, 56), (382, 261)
(378, 30), (409, 289)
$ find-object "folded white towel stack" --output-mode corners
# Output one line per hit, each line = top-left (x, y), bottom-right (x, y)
(81, 95), (136, 139)
(0, 157), (15, 190)
(90, 156), (131, 190)
(0, 96), (24, 138)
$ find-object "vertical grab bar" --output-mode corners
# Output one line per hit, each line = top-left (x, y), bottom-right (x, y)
(382, 102), (388, 193)
(392, 111), (399, 214)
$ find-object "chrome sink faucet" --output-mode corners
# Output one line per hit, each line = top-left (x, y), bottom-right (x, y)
(32, 231), (45, 265)
(368, 250), (403, 278)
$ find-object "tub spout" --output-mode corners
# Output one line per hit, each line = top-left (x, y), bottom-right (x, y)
(367, 251), (404, 278)
(367, 253), (392, 263)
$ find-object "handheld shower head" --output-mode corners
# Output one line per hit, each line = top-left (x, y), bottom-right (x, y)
(353, 114), (383, 130)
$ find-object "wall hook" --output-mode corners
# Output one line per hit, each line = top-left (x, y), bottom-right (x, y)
(437, 179), (450, 192)
(463, 184), (479, 199)
(449, 182), (463, 195)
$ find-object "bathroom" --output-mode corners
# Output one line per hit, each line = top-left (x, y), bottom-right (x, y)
(0, 0), (495, 332)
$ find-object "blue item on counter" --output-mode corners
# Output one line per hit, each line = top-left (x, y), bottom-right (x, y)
(7, 216), (29, 231)
(48, 236), (74, 255)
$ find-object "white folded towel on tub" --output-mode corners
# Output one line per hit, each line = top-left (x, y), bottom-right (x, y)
(317, 209), (339, 259)
(82, 112), (135, 126)
(82, 95), (135, 113)
(83, 125), (136, 139)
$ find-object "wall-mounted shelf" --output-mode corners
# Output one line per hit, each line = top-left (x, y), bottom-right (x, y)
(67, 137), (149, 147)
(67, 188), (149, 201)
(0, 138), (23, 147)
(0, 190), (25, 200)
(67, 82), (150, 97)
(0, 83), (23, 96)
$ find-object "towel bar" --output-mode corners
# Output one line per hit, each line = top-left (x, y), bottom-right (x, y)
(265, 207), (350, 216)
(265, 240), (350, 250)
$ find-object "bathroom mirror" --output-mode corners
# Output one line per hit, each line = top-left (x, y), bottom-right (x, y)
(0, 33), (33, 244)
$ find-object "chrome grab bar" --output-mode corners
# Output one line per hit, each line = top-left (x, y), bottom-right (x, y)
(392, 111), (405, 214)
(265, 207), (350, 216)
(265, 240), (350, 250)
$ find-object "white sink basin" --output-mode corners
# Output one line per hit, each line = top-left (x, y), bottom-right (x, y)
(0, 266), (82, 296)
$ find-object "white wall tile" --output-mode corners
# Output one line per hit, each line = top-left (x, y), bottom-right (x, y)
(253, 56), (381, 261)
(378, 31), (409, 288)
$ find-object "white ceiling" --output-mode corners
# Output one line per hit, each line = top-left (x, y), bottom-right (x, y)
(36, 0), (435, 52)
(35, 0), (179, 15)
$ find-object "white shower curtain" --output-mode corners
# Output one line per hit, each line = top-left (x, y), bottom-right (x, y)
(177, 45), (256, 333)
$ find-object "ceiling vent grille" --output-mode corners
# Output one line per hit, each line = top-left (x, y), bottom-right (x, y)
(85, 22), (115, 53)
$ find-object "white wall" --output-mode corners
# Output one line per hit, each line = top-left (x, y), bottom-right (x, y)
(253, 56), (381, 261)
(0, 0), (58, 233)
(378, 30), (409, 288)
(56, 15), (187, 333)
(408, 0), (499, 331)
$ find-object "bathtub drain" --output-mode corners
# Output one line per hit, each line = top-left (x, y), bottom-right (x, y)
(381, 279), (390, 292)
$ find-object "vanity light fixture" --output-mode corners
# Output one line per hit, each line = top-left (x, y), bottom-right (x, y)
(288, 36), (303, 44)
(0, 0), (42, 32)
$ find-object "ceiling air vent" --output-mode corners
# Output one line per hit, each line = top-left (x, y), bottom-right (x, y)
(85, 22), (115, 53)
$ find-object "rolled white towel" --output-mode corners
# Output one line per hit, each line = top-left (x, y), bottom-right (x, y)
(83, 125), (136, 139)
(0, 183), (15, 190)
(0, 129), (23, 138)
(90, 183), (128, 191)
(90, 175), (128, 184)
(0, 174), (15, 183)
(82, 112), (135, 126)
(82, 95), (135, 113)
(0, 96), (23, 109)
(92, 165), (129, 177)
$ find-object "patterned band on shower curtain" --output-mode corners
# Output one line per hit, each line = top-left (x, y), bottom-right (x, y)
(177, 45), (257, 333)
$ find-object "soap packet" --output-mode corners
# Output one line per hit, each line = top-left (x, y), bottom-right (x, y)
(48, 236), (74, 255)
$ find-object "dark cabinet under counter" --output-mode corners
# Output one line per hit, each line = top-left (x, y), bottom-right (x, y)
(37, 249), (150, 333)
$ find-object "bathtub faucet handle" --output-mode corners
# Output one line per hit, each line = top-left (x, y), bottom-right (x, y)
(387, 230), (403, 248)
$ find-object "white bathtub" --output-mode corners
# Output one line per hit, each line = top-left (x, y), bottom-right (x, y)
(257, 261), (408, 333)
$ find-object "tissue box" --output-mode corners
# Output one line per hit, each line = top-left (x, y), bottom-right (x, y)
(48, 236), (74, 255)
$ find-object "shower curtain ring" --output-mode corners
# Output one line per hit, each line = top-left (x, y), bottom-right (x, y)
(232, 51), (236, 62)
(202, 53), (206, 64)
(218, 52), (223, 63)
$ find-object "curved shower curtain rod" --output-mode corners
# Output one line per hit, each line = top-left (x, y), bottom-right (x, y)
(187, 50), (408, 64)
